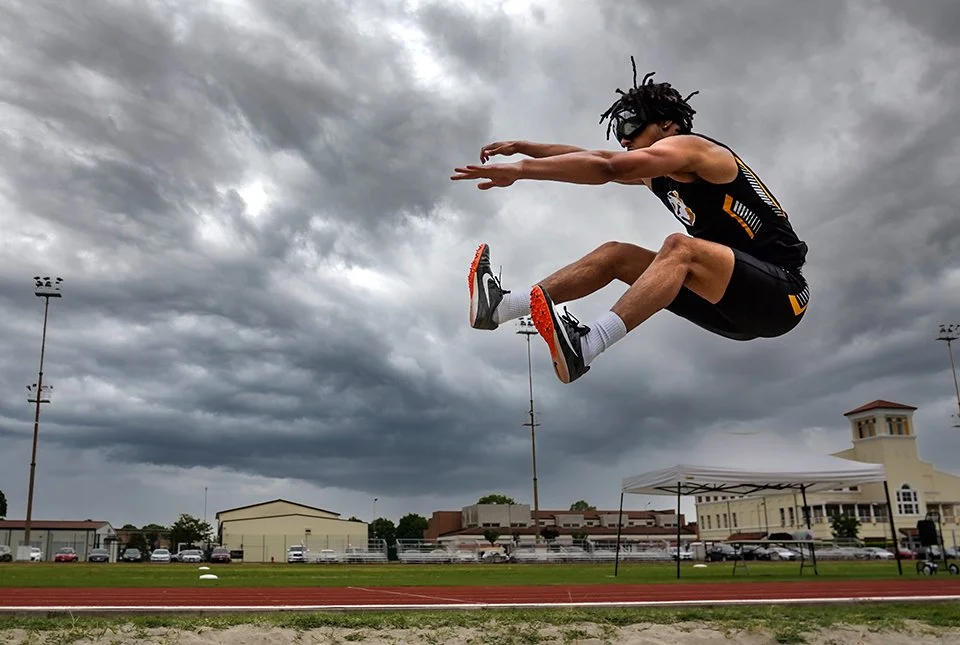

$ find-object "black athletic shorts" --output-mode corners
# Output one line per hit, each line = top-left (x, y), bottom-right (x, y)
(665, 248), (809, 341)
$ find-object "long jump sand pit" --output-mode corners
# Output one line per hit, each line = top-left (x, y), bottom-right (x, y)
(3, 619), (960, 644)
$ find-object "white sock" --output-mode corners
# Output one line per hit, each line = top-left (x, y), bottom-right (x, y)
(581, 311), (627, 366)
(493, 290), (531, 324)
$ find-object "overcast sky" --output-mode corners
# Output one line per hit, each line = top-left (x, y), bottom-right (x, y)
(1, 0), (959, 532)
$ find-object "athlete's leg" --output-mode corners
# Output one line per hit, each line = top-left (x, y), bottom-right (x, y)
(537, 241), (658, 304)
(610, 233), (735, 332)
(473, 240), (659, 331)
(529, 234), (738, 383)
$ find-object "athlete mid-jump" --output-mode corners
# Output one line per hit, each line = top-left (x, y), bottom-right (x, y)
(453, 58), (809, 384)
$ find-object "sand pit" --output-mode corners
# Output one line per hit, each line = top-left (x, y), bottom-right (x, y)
(3, 621), (960, 644)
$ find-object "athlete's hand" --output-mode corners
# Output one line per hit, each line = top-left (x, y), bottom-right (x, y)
(450, 163), (521, 190)
(480, 141), (524, 163)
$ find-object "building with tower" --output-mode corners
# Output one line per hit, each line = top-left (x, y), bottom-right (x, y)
(695, 400), (960, 549)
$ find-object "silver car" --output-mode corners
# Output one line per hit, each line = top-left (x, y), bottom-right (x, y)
(178, 549), (203, 563)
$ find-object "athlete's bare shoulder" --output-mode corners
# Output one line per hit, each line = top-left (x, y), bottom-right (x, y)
(663, 134), (738, 184)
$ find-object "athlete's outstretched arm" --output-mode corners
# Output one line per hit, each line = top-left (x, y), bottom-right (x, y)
(519, 137), (700, 184)
(481, 140), (608, 163)
(452, 136), (706, 189)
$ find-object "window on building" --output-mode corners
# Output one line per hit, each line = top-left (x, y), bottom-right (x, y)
(722, 514), (728, 529)
(779, 508), (786, 526)
(788, 507), (795, 526)
(886, 415), (909, 436)
(732, 512), (738, 528)
(896, 484), (919, 515)
(705, 516), (711, 529)
(856, 417), (876, 439)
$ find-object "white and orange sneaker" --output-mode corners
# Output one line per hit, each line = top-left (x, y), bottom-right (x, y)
(530, 284), (591, 384)
(468, 243), (509, 330)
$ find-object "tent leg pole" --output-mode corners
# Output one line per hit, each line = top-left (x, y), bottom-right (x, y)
(883, 481), (902, 575)
(676, 482), (681, 580)
(801, 485), (818, 575)
(614, 491), (624, 577)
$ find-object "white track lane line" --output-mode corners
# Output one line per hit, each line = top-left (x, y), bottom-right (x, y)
(346, 586), (473, 604)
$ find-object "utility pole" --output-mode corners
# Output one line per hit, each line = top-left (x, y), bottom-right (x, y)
(23, 276), (63, 551)
(936, 324), (960, 426)
(517, 317), (542, 544)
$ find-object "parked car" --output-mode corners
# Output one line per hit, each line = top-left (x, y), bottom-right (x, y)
(209, 547), (231, 564)
(179, 549), (203, 563)
(30, 547), (43, 562)
(87, 548), (110, 563)
(121, 548), (142, 562)
(765, 546), (799, 561)
(54, 547), (79, 563)
(705, 544), (739, 561)
(893, 547), (914, 559)
(287, 545), (306, 563)
(150, 548), (171, 563)
(0, 546), (12, 562)
(861, 547), (895, 560)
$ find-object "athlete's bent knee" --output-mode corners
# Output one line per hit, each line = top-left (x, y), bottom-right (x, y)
(658, 233), (695, 264)
(595, 240), (626, 256)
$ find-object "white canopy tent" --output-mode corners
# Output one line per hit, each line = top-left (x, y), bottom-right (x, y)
(615, 434), (901, 578)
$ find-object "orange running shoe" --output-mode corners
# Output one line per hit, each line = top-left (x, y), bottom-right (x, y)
(529, 284), (591, 384)
(468, 243), (509, 330)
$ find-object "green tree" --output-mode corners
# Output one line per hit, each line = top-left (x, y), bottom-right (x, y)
(368, 518), (396, 541)
(540, 526), (560, 541)
(830, 513), (861, 540)
(571, 531), (589, 541)
(569, 500), (596, 511)
(483, 528), (501, 545)
(121, 524), (137, 530)
(347, 516), (363, 522)
(124, 532), (148, 554)
(169, 513), (213, 548)
(478, 494), (516, 505)
(0, 489), (6, 518)
(395, 513), (429, 541)
(368, 518), (398, 561)
(141, 524), (166, 551)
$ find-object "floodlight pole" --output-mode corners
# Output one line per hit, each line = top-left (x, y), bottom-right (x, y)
(936, 324), (960, 426)
(23, 276), (63, 549)
(517, 317), (542, 545)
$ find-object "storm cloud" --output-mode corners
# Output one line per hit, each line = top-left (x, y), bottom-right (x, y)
(1, 0), (958, 526)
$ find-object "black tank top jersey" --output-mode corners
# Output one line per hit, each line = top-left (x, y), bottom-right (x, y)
(648, 134), (808, 271)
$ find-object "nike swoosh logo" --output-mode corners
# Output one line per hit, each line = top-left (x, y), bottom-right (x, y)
(556, 314), (578, 357)
(483, 274), (495, 306)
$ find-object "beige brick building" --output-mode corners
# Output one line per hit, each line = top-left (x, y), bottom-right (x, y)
(695, 400), (960, 548)
(216, 499), (368, 562)
(425, 504), (695, 546)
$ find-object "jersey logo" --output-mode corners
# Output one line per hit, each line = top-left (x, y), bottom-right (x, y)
(789, 285), (810, 316)
(667, 190), (696, 226)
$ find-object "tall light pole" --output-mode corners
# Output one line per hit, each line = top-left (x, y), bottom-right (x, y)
(936, 324), (960, 427)
(23, 276), (63, 549)
(517, 316), (541, 544)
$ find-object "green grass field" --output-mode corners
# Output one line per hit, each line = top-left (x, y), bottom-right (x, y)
(0, 560), (908, 588)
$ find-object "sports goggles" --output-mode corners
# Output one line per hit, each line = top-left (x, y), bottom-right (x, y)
(613, 110), (647, 141)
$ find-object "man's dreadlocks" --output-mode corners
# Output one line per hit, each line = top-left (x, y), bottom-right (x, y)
(599, 56), (700, 139)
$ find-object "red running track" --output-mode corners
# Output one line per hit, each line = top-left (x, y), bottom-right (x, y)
(3, 579), (960, 610)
